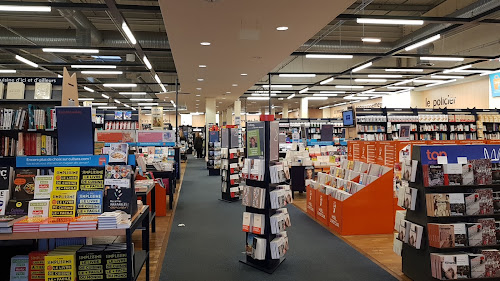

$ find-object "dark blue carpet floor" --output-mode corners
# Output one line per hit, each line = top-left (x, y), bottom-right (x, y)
(160, 157), (397, 281)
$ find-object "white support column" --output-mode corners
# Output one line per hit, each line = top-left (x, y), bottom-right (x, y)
(300, 98), (308, 118)
(226, 107), (233, 125)
(282, 103), (289, 118)
(205, 97), (216, 160)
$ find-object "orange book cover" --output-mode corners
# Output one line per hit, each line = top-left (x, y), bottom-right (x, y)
(29, 251), (48, 281)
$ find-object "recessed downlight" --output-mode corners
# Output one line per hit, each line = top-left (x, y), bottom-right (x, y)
(276, 26), (288, 31)
(200, 42), (211, 46)
(197, 78), (204, 82)
(199, 65), (207, 68)
(241, 73), (247, 76)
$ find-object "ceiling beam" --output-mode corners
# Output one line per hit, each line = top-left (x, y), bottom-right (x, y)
(0, 44), (171, 53)
(348, 3), (433, 12)
(290, 52), (495, 60)
(0, 1), (161, 12)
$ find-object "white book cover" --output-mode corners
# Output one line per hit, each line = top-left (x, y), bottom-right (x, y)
(252, 214), (264, 235)
(34, 82), (52, 99)
(28, 200), (49, 218)
(0, 83), (4, 99)
(34, 175), (53, 199)
(242, 212), (252, 232)
(6, 82), (25, 99)
(0, 190), (9, 215)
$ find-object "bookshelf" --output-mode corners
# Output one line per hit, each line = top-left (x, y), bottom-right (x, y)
(240, 120), (288, 274)
(401, 144), (500, 281)
(220, 127), (242, 202)
(276, 118), (344, 142)
(207, 127), (221, 176)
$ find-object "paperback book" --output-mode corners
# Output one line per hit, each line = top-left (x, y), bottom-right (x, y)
(76, 191), (103, 216)
(0, 189), (9, 215)
(53, 167), (80, 191)
(49, 190), (77, 217)
(34, 175), (53, 199)
(11, 168), (37, 200)
(28, 199), (49, 218)
(423, 164), (444, 187)
(29, 251), (48, 281)
(6, 200), (29, 216)
(79, 167), (104, 191)
(470, 159), (493, 185)
(10, 255), (29, 281)
(0, 166), (11, 190)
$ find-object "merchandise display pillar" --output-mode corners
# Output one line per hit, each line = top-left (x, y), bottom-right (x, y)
(300, 98), (308, 118)
(206, 97), (216, 159)
(282, 103), (289, 118)
(226, 107), (233, 125)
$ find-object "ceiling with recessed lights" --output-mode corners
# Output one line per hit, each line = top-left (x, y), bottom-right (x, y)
(158, 0), (356, 113)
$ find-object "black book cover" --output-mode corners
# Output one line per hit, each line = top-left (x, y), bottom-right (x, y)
(77, 245), (105, 281)
(11, 168), (37, 200)
(104, 188), (134, 214)
(79, 167), (104, 191)
(0, 167), (10, 190)
(104, 245), (127, 280)
(5, 200), (28, 216)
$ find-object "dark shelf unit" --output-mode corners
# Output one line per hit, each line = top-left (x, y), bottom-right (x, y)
(207, 129), (221, 176)
(401, 145), (500, 281)
(240, 121), (286, 274)
(220, 127), (240, 202)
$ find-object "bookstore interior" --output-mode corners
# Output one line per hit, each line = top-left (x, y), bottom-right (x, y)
(1, 0), (500, 280)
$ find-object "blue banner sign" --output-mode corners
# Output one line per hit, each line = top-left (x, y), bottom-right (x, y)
(419, 144), (500, 165)
(490, 73), (500, 97)
(16, 155), (136, 167)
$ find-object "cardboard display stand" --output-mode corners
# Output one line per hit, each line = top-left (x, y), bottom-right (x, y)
(306, 170), (395, 235)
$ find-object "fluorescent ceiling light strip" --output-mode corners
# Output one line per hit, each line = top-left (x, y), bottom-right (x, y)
(122, 22), (137, 44)
(344, 95), (369, 100)
(452, 69), (491, 74)
(356, 18), (424, 25)
(414, 79), (445, 83)
(299, 87), (309, 94)
(15, 55), (38, 68)
(251, 93), (277, 96)
(138, 103), (159, 106)
(306, 97), (328, 100)
(91, 103), (107, 106)
(81, 71), (123, 75)
(352, 62), (372, 73)
(79, 98), (94, 101)
(305, 54), (353, 59)
(170, 100), (176, 107)
(420, 56), (464, 62)
(114, 99), (121, 104)
(143, 107), (152, 109)
(83, 86), (95, 93)
(263, 85), (292, 88)
(443, 64), (472, 73)
(124, 104), (130, 108)
(247, 97), (270, 100)
(131, 107), (136, 110)
(313, 93), (338, 97)
(103, 83), (137, 88)
(357, 93), (384, 97)
(154, 74), (162, 84)
(426, 79), (457, 88)
(335, 85), (364, 89)
(130, 98), (153, 101)
(320, 77), (334, 85)
(368, 74), (402, 78)
(159, 84), (167, 93)
(143, 56), (152, 70)
(480, 69), (500, 76)
(72, 65), (116, 69)
(319, 105), (332, 109)
(42, 48), (99, 53)
(98, 106), (117, 109)
(362, 38), (381, 43)
(334, 102), (347, 106)
(320, 91), (345, 94)
(119, 92), (147, 95)
(287, 94), (295, 99)
(387, 86), (414, 90)
(0, 5), (51, 12)
(101, 94), (109, 99)
(385, 68), (423, 72)
(405, 34), (441, 51)
(0, 69), (16, 73)
(431, 75), (464, 79)
(392, 78), (418, 86)
(279, 74), (316, 78)
(354, 78), (387, 83)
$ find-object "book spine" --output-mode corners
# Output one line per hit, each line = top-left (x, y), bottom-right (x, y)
(36, 133), (41, 155)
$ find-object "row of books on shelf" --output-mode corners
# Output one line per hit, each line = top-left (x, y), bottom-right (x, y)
(10, 243), (131, 281)
(423, 159), (499, 187)
(420, 123), (448, 131)
(450, 124), (476, 132)
(269, 162), (289, 184)
(221, 161), (241, 174)
(1, 133), (58, 156)
(356, 125), (385, 133)
(357, 116), (386, 122)
(221, 147), (244, 159)
(478, 114), (500, 123)
(337, 159), (391, 178)
(241, 159), (265, 181)
(449, 132), (478, 140)
(360, 114), (477, 124)
(245, 232), (289, 261)
(431, 251), (500, 279)
(425, 189), (497, 217)
(307, 145), (347, 157)
(419, 133), (449, 141)
(0, 107), (56, 131)
(389, 123), (418, 133)
(222, 173), (241, 185)
(428, 219), (500, 248)
(241, 185), (266, 209)
(0, 82), (54, 100)
(104, 121), (138, 130)
(358, 133), (387, 141)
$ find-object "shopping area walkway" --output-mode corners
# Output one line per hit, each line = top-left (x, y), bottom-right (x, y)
(160, 157), (397, 281)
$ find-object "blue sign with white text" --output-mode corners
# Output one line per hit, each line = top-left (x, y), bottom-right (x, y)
(16, 155), (136, 168)
(418, 145), (500, 165)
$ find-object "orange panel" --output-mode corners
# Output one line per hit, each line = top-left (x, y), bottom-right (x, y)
(365, 141), (377, 164)
(306, 186), (316, 218)
(315, 192), (329, 226)
(328, 196), (343, 234)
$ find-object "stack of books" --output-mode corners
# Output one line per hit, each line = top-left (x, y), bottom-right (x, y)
(98, 211), (129, 229)
(45, 245), (80, 281)
(68, 216), (98, 231)
(13, 217), (46, 233)
(0, 215), (24, 233)
(39, 218), (72, 232)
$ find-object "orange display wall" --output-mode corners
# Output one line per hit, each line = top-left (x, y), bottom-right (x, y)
(306, 170), (395, 236)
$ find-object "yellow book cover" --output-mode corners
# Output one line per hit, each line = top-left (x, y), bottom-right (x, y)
(45, 253), (75, 281)
(41, 135), (46, 156)
(53, 167), (80, 191)
(49, 190), (77, 217)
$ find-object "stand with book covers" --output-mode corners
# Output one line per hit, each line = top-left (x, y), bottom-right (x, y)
(306, 167), (395, 235)
(220, 126), (243, 202)
(401, 144), (500, 281)
(207, 126), (221, 176)
(240, 120), (289, 274)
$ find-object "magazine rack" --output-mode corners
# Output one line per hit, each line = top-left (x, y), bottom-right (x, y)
(402, 144), (500, 281)
(240, 121), (286, 274)
(220, 127), (240, 202)
(306, 169), (395, 235)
